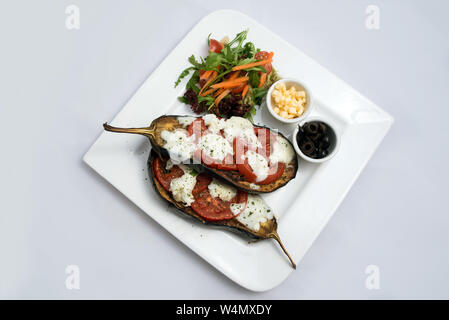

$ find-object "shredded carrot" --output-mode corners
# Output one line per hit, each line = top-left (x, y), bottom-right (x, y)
(227, 71), (240, 81)
(212, 88), (225, 98)
(231, 83), (245, 94)
(200, 70), (213, 80)
(258, 73), (267, 88)
(200, 88), (216, 96)
(214, 89), (230, 106)
(199, 71), (218, 95)
(231, 55), (273, 71)
(242, 84), (249, 97)
(210, 77), (249, 89)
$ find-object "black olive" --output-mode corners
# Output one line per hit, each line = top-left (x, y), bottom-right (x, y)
(318, 122), (327, 134)
(318, 149), (329, 158)
(320, 135), (330, 149)
(300, 140), (315, 157)
(309, 132), (322, 142)
(304, 122), (319, 135)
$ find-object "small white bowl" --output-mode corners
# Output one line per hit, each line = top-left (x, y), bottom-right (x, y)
(266, 78), (313, 124)
(292, 116), (340, 163)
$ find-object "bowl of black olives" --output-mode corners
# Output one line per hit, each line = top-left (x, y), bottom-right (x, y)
(293, 117), (340, 163)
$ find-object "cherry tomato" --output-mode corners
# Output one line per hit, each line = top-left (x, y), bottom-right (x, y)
(255, 51), (272, 74)
(209, 39), (224, 53)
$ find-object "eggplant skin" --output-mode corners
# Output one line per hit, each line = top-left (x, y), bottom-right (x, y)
(147, 150), (278, 240)
(148, 115), (299, 194)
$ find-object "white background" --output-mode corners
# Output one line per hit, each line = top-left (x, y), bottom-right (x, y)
(1, 0), (448, 299)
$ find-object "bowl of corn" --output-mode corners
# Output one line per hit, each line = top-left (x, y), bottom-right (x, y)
(266, 78), (313, 124)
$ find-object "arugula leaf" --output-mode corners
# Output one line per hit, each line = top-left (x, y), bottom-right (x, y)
(186, 70), (200, 93)
(227, 29), (248, 49)
(245, 66), (267, 73)
(188, 55), (203, 69)
(204, 52), (223, 70)
(244, 111), (254, 124)
(253, 87), (268, 105)
(242, 42), (255, 58)
(198, 95), (215, 110)
(248, 71), (260, 87)
(178, 96), (188, 104)
(174, 66), (195, 87)
(198, 95), (214, 103)
(250, 106), (257, 115)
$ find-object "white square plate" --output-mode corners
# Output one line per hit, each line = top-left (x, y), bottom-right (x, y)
(83, 10), (393, 292)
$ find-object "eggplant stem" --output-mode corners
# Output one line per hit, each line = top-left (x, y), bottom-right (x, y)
(269, 232), (296, 269)
(103, 123), (155, 139)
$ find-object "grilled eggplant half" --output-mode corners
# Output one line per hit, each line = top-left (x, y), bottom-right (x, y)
(148, 150), (296, 269)
(103, 115), (298, 193)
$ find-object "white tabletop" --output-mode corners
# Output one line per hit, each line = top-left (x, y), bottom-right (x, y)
(1, 0), (448, 299)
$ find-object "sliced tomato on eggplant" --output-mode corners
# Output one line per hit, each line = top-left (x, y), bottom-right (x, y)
(192, 173), (213, 195)
(152, 157), (184, 192)
(193, 148), (237, 171)
(237, 159), (285, 185)
(187, 118), (209, 142)
(191, 188), (248, 222)
(153, 156), (212, 195)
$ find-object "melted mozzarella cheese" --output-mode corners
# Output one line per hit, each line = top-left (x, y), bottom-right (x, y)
(202, 114), (226, 134)
(230, 202), (245, 216)
(245, 150), (269, 182)
(222, 116), (262, 152)
(269, 136), (295, 164)
(198, 133), (233, 162)
(223, 116), (253, 141)
(208, 179), (237, 201)
(161, 129), (196, 162)
(177, 116), (196, 128)
(236, 195), (274, 231)
(169, 168), (197, 206)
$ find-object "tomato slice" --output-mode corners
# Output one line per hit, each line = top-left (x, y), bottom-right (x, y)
(191, 189), (248, 221)
(153, 156), (214, 195)
(237, 158), (285, 185)
(193, 148), (237, 171)
(192, 173), (212, 195)
(187, 118), (209, 143)
(236, 158), (259, 183)
(255, 51), (272, 75)
(152, 157), (184, 192)
(216, 154), (237, 171)
(209, 39), (224, 53)
(258, 162), (285, 185)
(254, 127), (277, 158)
